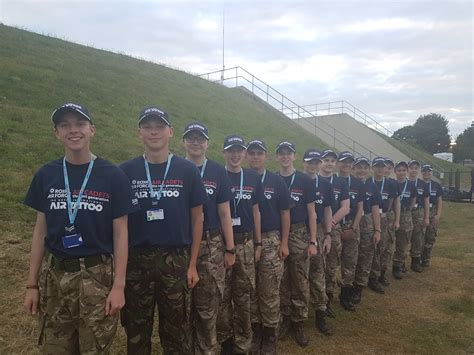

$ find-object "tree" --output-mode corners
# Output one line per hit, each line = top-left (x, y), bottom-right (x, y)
(453, 125), (474, 163)
(391, 113), (451, 154)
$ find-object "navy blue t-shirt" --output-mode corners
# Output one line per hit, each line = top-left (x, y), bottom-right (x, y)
(425, 180), (443, 206)
(398, 179), (417, 209)
(120, 155), (208, 248)
(340, 175), (364, 219)
(25, 157), (138, 259)
(412, 178), (430, 207)
(320, 175), (350, 215)
(227, 168), (265, 233)
(362, 180), (381, 214)
(259, 170), (291, 233)
(199, 159), (233, 231)
(313, 176), (334, 225)
(372, 177), (399, 213)
(280, 171), (316, 224)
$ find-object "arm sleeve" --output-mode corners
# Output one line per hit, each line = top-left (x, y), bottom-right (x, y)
(24, 170), (45, 212)
(323, 183), (334, 207)
(190, 166), (209, 208)
(253, 176), (265, 206)
(277, 176), (291, 210)
(217, 167), (233, 204)
(340, 179), (350, 201)
(111, 168), (140, 219)
(304, 175), (317, 204)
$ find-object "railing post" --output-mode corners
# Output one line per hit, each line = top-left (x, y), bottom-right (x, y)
(235, 67), (238, 87)
(252, 76), (254, 94)
(266, 85), (269, 102)
(333, 127), (336, 148)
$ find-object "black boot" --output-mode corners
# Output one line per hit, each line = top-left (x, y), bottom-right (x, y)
(368, 277), (385, 294)
(411, 257), (424, 273)
(421, 248), (430, 267)
(315, 310), (333, 336)
(379, 269), (390, 287)
(250, 323), (262, 354)
(261, 326), (277, 355)
(339, 286), (355, 311)
(277, 315), (291, 340)
(392, 265), (402, 280)
(292, 321), (309, 348)
(401, 262), (407, 273)
(351, 285), (363, 305)
(220, 338), (233, 355)
(325, 293), (336, 318)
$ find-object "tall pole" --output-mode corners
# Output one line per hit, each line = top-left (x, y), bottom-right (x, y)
(221, 9), (225, 84)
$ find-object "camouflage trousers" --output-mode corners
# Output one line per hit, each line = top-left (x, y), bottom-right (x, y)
(194, 232), (226, 355)
(121, 247), (192, 355)
(280, 224), (310, 322)
(370, 213), (389, 279)
(423, 207), (439, 262)
(216, 236), (255, 353)
(325, 224), (342, 295)
(381, 211), (396, 271)
(393, 210), (413, 267)
(340, 224), (360, 287)
(355, 214), (375, 287)
(410, 207), (426, 258)
(309, 227), (327, 311)
(38, 253), (117, 354)
(250, 230), (283, 328)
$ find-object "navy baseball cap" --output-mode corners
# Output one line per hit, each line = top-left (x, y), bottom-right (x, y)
(182, 122), (209, 140)
(223, 135), (246, 150)
(247, 139), (267, 151)
(395, 160), (409, 168)
(372, 157), (387, 167)
(138, 106), (171, 126)
(354, 157), (371, 166)
(303, 148), (321, 162)
(51, 103), (92, 125)
(338, 151), (354, 162)
(321, 149), (338, 159)
(421, 164), (433, 172)
(384, 157), (395, 166)
(408, 159), (421, 167)
(276, 141), (296, 153)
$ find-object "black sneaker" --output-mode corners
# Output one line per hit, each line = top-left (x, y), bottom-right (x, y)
(315, 310), (333, 336)
(368, 278), (385, 294)
(392, 266), (402, 280)
(351, 285), (363, 304)
(339, 286), (355, 311)
(292, 321), (309, 348)
(411, 257), (424, 273)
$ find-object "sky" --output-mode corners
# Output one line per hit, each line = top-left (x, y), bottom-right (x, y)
(1, 0), (473, 137)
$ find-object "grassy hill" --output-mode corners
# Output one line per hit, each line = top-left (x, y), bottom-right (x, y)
(0, 24), (328, 236)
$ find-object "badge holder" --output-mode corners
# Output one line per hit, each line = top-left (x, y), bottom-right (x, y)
(232, 217), (241, 226)
(62, 225), (84, 249)
(147, 200), (165, 222)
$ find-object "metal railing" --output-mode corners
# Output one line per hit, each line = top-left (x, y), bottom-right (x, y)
(198, 66), (379, 159)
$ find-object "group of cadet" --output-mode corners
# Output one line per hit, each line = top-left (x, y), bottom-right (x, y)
(23, 103), (443, 355)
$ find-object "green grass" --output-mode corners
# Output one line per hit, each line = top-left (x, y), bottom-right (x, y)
(0, 24), (328, 236)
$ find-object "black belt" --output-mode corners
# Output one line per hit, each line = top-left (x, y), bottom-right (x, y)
(203, 229), (221, 240)
(290, 222), (306, 232)
(234, 232), (252, 245)
(47, 252), (110, 273)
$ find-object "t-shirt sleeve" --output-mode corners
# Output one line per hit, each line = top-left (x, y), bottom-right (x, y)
(324, 183), (334, 208)
(217, 168), (233, 204)
(423, 182), (430, 197)
(190, 166), (208, 208)
(340, 179), (350, 201)
(111, 168), (140, 219)
(357, 181), (364, 202)
(437, 183), (444, 197)
(277, 176), (291, 211)
(371, 186), (381, 207)
(24, 170), (45, 212)
(304, 175), (317, 204)
(410, 184), (418, 198)
(253, 177), (265, 206)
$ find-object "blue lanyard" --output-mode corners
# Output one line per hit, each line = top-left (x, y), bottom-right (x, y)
(233, 169), (244, 216)
(200, 159), (208, 178)
(288, 171), (296, 190)
(373, 177), (385, 194)
(330, 175), (334, 184)
(144, 154), (173, 202)
(63, 157), (95, 226)
(261, 169), (267, 184)
(400, 179), (408, 201)
(429, 181), (432, 195)
(315, 174), (319, 189)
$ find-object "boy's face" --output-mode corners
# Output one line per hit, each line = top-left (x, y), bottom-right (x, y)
(385, 165), (394, 177)
(337, 160), (353, 175)
(395, 166), (408, 180)
(276, 148), (296, 169)
(139, 119), (173, 151)
(373, 165), (386, 177)
(224, 146), (246, 169)
(353, 163), (370, 179)
(408, 164), (420, 179)
(320, 157), (337, 175)
(183, 132), (209, 158)
(422, 170), (433, 180)
(54, 113), (95, 152)
(246, 148), (267, 171)
(303, 160), (320, 176)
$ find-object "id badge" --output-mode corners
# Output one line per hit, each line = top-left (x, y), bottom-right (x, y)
(379, 208), (383, 214)
(62, 233), (84, 249)
(414, 203), (418, 208)
(429, 203), (433, 208)
(232, 217), (241, 226)
(147, 209), (165, 221)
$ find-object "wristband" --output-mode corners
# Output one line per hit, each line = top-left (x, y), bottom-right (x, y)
(254, 242), (262, 247)
(309, 241), (317, 246)
(225, 248), (236, 255)
(26, 285), (39, 290)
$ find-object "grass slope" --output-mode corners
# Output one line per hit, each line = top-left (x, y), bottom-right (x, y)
(0, 24), (327, 236)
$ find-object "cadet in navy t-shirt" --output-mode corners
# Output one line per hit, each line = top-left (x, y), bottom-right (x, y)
(120, 106), (207, 354)
(182, 122), (235, 354)
(23, 103), (136, 353)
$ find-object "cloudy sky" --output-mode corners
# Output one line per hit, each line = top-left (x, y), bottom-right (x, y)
(1, 0), (472, 136)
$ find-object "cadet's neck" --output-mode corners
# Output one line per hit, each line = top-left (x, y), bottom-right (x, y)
(64, 148), (94, 165)
(254, 167), (265, 175)
(226, 165), (241, 173)
(319, 171), (333, 178)
(338, 171), (350, 178)
(186, 154), (206, 166)
(373, 174), (384, 181)
(279, 165), (295, 177)
(144, 148), (170, 164)
(304, 171), (317, 180)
